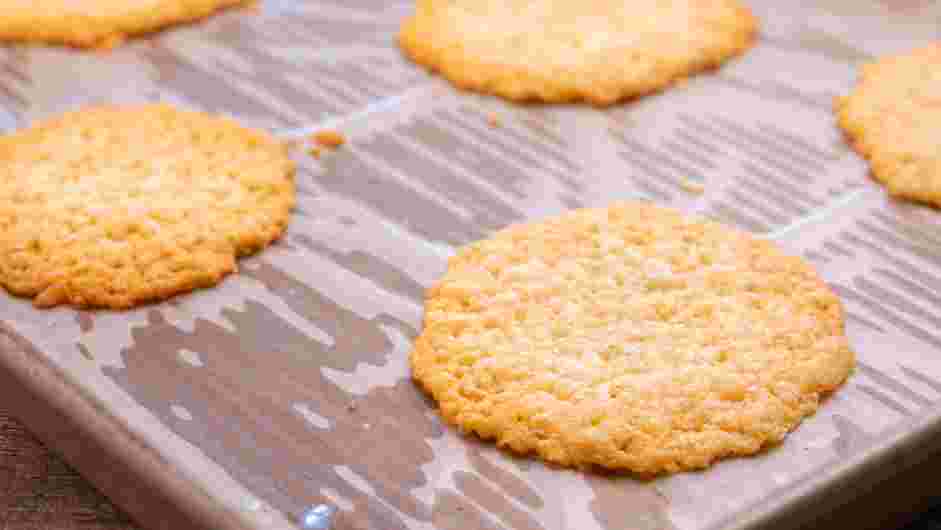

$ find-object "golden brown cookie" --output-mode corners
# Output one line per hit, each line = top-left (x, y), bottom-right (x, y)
(0, 104), (295, 309)
(411, 203), (854, 473)
(398, 0), (757, 105)
(0, 0), (254, 48)
(837, 44), (941, 208)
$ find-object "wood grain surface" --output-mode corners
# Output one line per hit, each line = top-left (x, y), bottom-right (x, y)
(0, 410), (136, 530)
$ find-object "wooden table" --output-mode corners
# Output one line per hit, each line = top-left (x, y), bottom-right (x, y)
(0, 410), (135, 530)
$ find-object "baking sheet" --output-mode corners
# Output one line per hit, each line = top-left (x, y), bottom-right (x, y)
(1, 1), (941, 529)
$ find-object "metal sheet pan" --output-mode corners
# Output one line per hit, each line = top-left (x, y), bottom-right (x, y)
(1, 1), (940, 529)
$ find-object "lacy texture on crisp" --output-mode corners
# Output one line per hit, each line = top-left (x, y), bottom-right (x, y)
(411, 203), (854, 473)
(838, 43), (941, 208)
(399, 0), (757, 105)
(0, 104), (295, 309)
(0, 0), (253, 48)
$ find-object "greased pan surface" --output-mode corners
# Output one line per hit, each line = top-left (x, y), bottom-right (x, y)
(1, 1), (940, 529)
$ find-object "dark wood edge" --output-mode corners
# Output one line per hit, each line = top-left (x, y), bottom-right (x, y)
(0, 324), (256, 530)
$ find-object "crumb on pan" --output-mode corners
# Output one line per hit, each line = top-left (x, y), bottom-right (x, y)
(680, 178), (705, 194)
(312, 130), (346, 149)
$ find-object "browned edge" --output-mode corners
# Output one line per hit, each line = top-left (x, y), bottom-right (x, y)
(0, 324), (260, 530)
(724, 409), (941, 530)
